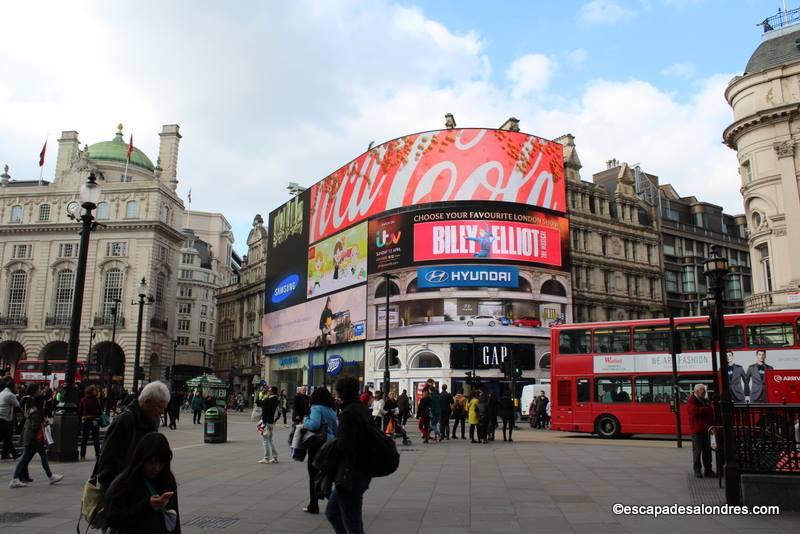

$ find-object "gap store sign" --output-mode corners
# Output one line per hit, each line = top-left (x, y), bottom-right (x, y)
(417, 265), (519, 289)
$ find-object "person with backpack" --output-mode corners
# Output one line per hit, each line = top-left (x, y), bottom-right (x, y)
(326, 377), (373, 534)
(9, 387), (63, 488)
(105, 432), (180, 533)
(302, 387), (338, 515)
(451, 389), (467, 439)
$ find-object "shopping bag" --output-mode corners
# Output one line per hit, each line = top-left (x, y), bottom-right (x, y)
(384, 418), (395, 436)
(44, 424), (55, 446)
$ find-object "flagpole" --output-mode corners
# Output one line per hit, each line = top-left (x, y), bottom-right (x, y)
(39, 133), (48, 185)
(124, 131), (132, 180)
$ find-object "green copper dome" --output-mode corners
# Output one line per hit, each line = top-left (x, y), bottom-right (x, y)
(88, 124), (155, 172)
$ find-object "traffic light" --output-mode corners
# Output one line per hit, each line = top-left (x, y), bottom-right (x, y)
(514, 365), (523, 379)
(388, 348), (399, 367)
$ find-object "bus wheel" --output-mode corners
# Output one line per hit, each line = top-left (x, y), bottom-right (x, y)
(595, 415), (620, 438)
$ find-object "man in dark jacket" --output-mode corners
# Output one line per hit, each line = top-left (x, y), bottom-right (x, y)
(498, 392), (515, 442)
(397, 390), (410, 426)
(439, 384), (453, 440)
(292, 385), (311, 424)
(687, 383), (715, 478)
(726, 352), (748, 403)
(92, 381), (169, 490)
(745, 350), (773, 403)
(327, 376), (372, 534)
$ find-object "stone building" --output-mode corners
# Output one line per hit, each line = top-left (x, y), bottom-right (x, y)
(724, 14), (800, 311)
(215, 214), (267, 397)
(0, 124), (185, 386)
(559, 135), (665, 323)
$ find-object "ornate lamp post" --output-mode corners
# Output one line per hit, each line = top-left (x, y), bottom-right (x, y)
(52, 171), (102, 462)
(382, 273), (399, 395)
(132, 277), (154, 392)
(703, 245), (739, 505)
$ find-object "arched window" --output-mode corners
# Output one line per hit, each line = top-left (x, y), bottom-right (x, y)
(409, 352), (443, 369)
(38, 204), (51, 221)
(541, 279), (567, 297)
(103, 269), (124, 321)
(374, 280), (400, 298)
(376, 353), (401, 371)
(125, 200), (139, 219)
(7, 270), (28, 320)
(10, 205), (22, 222)
(153, 272), (165, 320)
(54, 270), (75, 321)
(538, 352), (551, 369)
(519, 277), (532, 292)
(96, 202), (109, 220)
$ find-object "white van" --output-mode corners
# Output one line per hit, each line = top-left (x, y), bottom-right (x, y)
(521, 382), (551, 418)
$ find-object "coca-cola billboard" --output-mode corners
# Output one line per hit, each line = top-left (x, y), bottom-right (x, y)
(308, 128), (565, 244)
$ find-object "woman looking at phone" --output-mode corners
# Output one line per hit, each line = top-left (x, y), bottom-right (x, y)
(105, 432), (180, 533)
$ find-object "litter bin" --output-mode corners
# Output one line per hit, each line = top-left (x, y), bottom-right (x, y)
(204, 407), (227, 444)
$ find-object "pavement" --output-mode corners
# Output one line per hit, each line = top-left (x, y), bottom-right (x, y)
(1, 411), (799, 533)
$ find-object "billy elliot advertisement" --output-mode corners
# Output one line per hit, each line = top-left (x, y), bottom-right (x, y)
(263, 285), (367, 355)
(307, 222), (368, 298)
(368, 201), (569, 272)
(266, 190), (310, 313)
(309, 128), (566, 243)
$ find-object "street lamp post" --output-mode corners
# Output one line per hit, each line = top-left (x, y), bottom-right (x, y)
(52, 171), (102, 462)
(382, 273), (398, 395)
(132, 277), (154, 393)
(321, 327), (329, 389)
(171, 338), (178, 389)
(703, 245), (739, 505)
(104, 298), (120, 414)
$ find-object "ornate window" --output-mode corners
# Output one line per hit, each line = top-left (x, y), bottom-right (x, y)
(153, 272), (165, 321)
(54, 270), (75, 321)
(7, 270), (28, 319)
(38, 204), (51, 221)
(125, 200), (139, 219)
(10, 205), (22, 222)
(96, 202), (109, 220)
(103, 269), (124, 322)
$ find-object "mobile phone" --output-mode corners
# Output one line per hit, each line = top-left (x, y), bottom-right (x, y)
(161, 491), (175, 500)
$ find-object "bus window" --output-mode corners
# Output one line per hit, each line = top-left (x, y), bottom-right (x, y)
(677, 324), (711, 350)
(747, 323), (793, 347)
(593, 328), (631, 353)
(558, 330), (589, 354)
(633, 326), (670, 352)
(634, 376), (673, 403)
(725, 326), (745, 349)
(595, 377), (632, 403)
(577, 378), (590, 403)
(677, 375), (714, 403)
(557, 380), (572, 407)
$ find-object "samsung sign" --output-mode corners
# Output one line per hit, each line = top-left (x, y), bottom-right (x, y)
(417, 266), (519, 288)
(271, 274), (300, 304)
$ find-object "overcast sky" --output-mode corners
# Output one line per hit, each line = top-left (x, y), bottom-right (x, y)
(0, 0), (777, 253)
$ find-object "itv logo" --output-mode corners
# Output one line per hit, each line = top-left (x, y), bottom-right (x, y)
(375, 230), (402, 248)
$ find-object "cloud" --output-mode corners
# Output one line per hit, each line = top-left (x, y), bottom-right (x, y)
(661, 62), (696, 78)
(566, 49), (588, 69)
(0, 1), (743, 254)
(579, 0), (637, 24)
(506, 54), (556, 97)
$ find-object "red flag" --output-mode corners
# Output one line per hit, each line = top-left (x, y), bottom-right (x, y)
(126, 133), (133, 161)
(39, 140), (47, 167)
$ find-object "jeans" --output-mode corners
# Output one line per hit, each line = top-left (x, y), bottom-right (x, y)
(325, 480), (370, 534)
(14, 443), (52, 479)
(452, 415), (466, 438)
(692, 432), (713, 474)
(261, 423), (276, 460)
(80, 419), (100, 459)
(0, 419), (18, 458)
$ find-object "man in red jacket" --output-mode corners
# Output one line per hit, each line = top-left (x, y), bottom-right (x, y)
(687, 383), (716, 478)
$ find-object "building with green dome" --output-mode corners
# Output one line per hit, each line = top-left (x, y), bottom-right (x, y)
(87, 124), (155, 172)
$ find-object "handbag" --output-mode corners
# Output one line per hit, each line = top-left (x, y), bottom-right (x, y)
(78, 477), (107, 530)
(302, 422), (327, 450)
(98, 413), (111, 428)
(144, 479), (178, 532)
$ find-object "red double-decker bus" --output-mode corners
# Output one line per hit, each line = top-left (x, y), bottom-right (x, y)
(14, 360), (86, 388)
(550, 311), (800, 438)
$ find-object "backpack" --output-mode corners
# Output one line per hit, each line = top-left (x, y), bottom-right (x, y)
(365, 420), (399, 477)
(77, 477), (106, 532)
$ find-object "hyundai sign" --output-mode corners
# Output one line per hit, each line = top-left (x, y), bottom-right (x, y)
(416, 265), (519, 289)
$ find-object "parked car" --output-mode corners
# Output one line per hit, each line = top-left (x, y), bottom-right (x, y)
(496, 316), (512, 326)
(513, 316), (542, 328)
(465, 315), (497, 327)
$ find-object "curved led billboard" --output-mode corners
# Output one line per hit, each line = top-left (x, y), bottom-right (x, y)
(308, 128), (565, 243)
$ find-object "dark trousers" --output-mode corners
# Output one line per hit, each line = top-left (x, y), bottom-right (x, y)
(478, 422), (487, 442)
(469, 423), (478, 441)
(282, 409), (287, 425)
(452, 415), (466, 438)
(306, 444), (321, 512)
(502, 417), (514, 441)
(325, 480), (370, 534)
(401, 413), (410, 427)
(0, 419), (18, 458)
(440, 413), (451, 439)
(168, 410), (178, 429)
(14, 443), (51, 479)
(692, 432), (713, 474)
(80, 419), (100, 459)
(193, 409), (202, 424)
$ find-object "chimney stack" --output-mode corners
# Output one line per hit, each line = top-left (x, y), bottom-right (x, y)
(158, 124), (181, 190)
(55, 131), (81, 180)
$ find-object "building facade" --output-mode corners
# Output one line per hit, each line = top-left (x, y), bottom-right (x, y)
(560, 136), (665, 323)
(216, 214), (267, 397)
(724, 15), (800, 311)
(0, 124), (185, 387)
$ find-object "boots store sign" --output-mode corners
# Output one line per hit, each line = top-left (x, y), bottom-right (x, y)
(308, 128), (565, 243)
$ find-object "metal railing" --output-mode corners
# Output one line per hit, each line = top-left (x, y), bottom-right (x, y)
(93, 314), (125, 328)
(0, 315), (27, 327)
(759, 7), (800, 33)
(732, 403), (800, 475)
(150, 317), (168, 330)
(44, 314), (71, 327)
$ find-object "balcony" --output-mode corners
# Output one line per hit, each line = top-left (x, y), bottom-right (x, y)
(0, 315), (27, 327)
(745, 292), (775, 312)
(45, 314), (71, 327)
(150, 317), (168, 330)
(93, 314), (126, 328)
